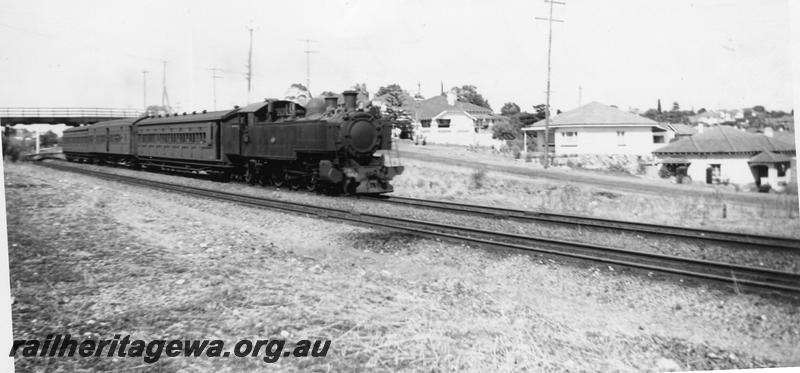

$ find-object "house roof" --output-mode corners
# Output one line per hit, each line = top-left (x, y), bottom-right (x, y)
(653, 126), (796, 155)
(410, 95), (492, 120)
(667, 123), (697, 136)
(523, 102), (661, 130)
(748, 151), (794, 164)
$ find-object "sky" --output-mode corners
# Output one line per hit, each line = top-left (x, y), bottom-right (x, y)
(0, 0), (795, 115)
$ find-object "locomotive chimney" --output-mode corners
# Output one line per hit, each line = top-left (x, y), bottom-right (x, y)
(325, 96), (339, 109)
(343, 90), (358, 111)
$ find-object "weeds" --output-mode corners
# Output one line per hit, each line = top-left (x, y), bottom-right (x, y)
(470, 169), (487, 189)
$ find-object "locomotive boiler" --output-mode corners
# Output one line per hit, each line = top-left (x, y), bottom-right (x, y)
(62, 90), (404, 194)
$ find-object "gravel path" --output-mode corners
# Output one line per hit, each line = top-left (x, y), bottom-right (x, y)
(5, 161), (800, 371)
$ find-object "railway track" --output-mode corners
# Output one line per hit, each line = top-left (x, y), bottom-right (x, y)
(37, 161), (800, 295)
(367, 195), (800, 251)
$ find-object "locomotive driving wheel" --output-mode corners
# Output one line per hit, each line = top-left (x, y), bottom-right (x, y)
(290, 177), (301, 191)
(342, 178), (357, 195)
(258, 170), (270, 186)
(270, 168), (285, 188)
(244, 163), (256, 185)
(305, 174), (318, 192)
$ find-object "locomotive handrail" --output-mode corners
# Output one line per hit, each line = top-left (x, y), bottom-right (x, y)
(0, 107), (142, 118)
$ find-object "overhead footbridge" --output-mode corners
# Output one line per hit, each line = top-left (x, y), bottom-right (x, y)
(0, 107), (142, 126)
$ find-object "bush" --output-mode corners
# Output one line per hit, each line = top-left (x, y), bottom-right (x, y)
(470, 168), (487, 189)
(2, 134), (25, 162)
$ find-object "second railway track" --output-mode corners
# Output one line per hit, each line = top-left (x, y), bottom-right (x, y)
(366, 195), (800, 251)
(37, 160), (800, 295)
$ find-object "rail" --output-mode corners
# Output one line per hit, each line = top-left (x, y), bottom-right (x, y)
(368, 195), (800, 251)
(33, 161), (800, 295)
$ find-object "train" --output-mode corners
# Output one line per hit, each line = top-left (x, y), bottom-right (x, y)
(62, 91), (404, 194)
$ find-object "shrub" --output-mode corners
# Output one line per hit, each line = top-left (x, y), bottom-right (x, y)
(2, 135), (25, 162)
(470, 168), (487, 189)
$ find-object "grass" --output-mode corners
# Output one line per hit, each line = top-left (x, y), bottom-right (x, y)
(5, 162), (796, 372)
(390, 159), (800, 237)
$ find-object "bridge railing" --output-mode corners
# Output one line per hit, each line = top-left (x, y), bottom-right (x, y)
(0, 107), (142, 118)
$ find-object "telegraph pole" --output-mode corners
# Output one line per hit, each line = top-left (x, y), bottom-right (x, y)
(246, 27), (254, 104)
(536, 0), (564, 169)
(208, 67), (222, 110)
(301, 39), (318, 94)
(142, 70), (149, 112)
(161, 60), (171, 113)
(578, 85), (582, 107)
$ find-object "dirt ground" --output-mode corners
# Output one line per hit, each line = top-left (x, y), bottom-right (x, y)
(4, 161), (800, 372)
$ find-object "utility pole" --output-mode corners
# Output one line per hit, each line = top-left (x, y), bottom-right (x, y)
(161, 60), (171, 113)
(208, 67), (222, 110)
(246, 27), (254, 104)
(301, 39), (318, 94)
(142, 70), (149, 112)
(536, 0), (564, 169)
(578, 85), (582, 107)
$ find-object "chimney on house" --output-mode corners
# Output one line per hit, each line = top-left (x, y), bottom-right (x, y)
(446, 91), (456, 106)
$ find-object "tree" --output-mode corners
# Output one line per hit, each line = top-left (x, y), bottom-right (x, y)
(285, 83), (312, 104)
(376, 84), (409, 107)
(492, 120), (517, 140)
(39, 130), (58, 147)
(500, 102), (521, 116)
(451, 85), (491, 110)
(352, 83), (369, 100)
(752, 105), (766, 113)
(532, 104), (547, 121)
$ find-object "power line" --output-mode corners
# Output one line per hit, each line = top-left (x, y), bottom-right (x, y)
(535, 0), (565, 169)
(161, 60), (171, 113)
(246, 27), (254, 104)
(208, 67), (222, 110)
(300, 39), (318, 94)
(142, 70), (149, 111)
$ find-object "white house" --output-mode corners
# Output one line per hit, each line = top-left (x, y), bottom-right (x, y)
(521, 102), (668, 155)
(652, 126), (796, 188)
(410, 92), (505, 147)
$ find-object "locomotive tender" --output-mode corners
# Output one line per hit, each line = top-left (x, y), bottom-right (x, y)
(62, 91), (403, 194)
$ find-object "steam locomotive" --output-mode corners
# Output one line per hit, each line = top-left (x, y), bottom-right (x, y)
(62, 91), (404, 194)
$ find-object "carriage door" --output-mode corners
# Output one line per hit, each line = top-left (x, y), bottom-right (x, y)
(105, 128), (110, 152)
(221, 116), (241, 157)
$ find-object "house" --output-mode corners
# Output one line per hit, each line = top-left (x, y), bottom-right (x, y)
(652, 126), (796, 189)
(664, 123), (697, 142)
(688, 110), (737, 126)
(409, 92), (505, 147)
(520, 102), (668, 155)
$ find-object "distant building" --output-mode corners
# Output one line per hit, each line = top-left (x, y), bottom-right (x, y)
(653, 126), (796, 189)
(521, 102), (668, 155)
(410, 92), (505, 147)
(664, 123), (697, 142)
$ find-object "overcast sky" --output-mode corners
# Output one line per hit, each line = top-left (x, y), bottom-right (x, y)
(0, 0), (795, 114)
